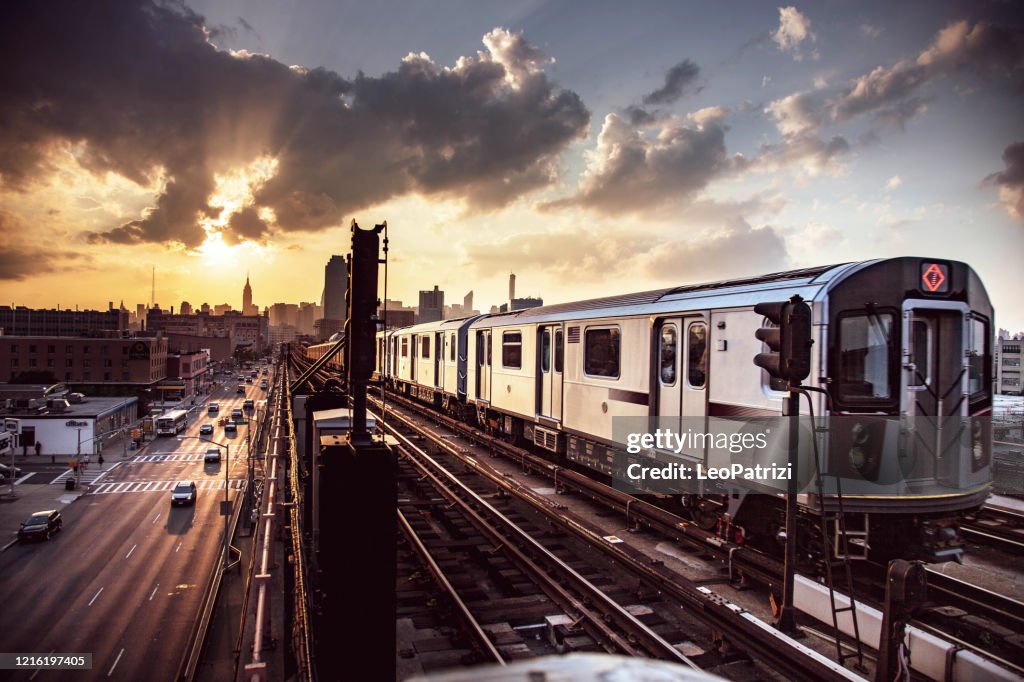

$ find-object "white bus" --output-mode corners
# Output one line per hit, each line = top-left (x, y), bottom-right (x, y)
(156, 409), (189, 436)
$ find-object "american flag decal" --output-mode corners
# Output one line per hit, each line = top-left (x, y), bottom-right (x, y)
(567, 326), (580, 343)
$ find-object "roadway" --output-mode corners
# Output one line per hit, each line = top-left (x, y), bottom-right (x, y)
(0, 366), (271, 680)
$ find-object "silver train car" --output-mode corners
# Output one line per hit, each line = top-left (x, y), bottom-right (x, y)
(364, 257), (994, 563)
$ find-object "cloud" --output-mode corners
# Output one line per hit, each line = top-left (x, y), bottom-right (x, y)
(0, 3), (589, 249)
(646, 219), (789, 281)
(986, 141), (1024, 220)
(885, 175), (903, 191)
(542, 109), (737, 215)
(772, 7), (816, 61)
(464, 219), (789, 286)
(861, 23), (883, 39)
(0, 212), (88, 280)
(642, 59), (702, 105)
(760, 19), (1023, 175)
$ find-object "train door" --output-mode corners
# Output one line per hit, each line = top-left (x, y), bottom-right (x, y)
(655, 318), (707, 457)
(434, 332), (443, 387)
(537, 325), (563, 421)
(902, 301), (974, 478)
(475, 330), (491, 402)
(411, 336), (417, 380)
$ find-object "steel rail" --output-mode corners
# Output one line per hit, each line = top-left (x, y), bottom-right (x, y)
(388, 416), (700, 668)
(397, 508), (506, 665)
(379, 401), (861, 682)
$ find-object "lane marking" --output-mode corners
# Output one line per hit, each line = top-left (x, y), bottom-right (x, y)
(175, 541), (182, 553)
(149, 583), (159, 601)
(152, 512), (161, 525)
(88, 587), (104, 606)
(107, 648), (124, 677)
(125, 544), (137, 560)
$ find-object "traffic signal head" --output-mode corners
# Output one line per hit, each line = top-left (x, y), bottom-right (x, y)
(753, 295), (813, 387)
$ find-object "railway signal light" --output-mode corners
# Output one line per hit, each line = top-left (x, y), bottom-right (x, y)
(753, 295), (813, 387)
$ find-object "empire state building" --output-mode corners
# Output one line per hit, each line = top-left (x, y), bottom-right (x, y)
(242, 274), (257, 316)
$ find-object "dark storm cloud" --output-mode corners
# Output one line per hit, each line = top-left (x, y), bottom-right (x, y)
(226, 206), (271, 243)
(986, 141), (1024, 220)
(624, 105), (659, 126)
(642, 59), (702, 105)
(0, 1), (589, 248)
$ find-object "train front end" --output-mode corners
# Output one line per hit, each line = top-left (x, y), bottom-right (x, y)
(820, 257), (993, 562)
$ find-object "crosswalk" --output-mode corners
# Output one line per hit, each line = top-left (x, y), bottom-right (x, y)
(90, 479), (245, 495)
(51, 468), (109, 485)
(133, 453), (217, 463)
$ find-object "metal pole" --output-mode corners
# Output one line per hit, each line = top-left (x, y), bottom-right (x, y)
(224, 443), (230, 571)
(778, 390), (800, 634)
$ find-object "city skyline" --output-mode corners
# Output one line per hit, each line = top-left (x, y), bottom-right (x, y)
(1, 1), (1022, 331)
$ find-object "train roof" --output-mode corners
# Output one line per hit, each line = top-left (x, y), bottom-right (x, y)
(469, 262), (854, 327)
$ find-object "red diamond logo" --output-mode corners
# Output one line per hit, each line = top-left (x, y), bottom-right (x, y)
(922, 263), (945, 292)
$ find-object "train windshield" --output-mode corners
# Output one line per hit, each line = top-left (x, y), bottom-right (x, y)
(837, 312), (894, 400)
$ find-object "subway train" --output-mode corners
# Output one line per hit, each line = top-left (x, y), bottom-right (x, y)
(309, 257), (994, 564)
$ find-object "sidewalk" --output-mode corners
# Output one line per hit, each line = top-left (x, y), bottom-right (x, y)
(0, 426), (156, 551)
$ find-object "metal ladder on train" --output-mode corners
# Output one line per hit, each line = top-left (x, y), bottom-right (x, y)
(813, 454), (866, 670)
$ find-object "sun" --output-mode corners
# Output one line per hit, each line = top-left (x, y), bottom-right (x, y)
(197, 156), (279, 260)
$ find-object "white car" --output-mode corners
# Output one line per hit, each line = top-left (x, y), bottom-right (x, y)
(171, 481), (197, 506)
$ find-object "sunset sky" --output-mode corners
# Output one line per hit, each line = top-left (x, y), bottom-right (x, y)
(1, 1), (1022, 330)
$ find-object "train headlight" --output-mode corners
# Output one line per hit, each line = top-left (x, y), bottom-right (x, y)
(971, 419), (984, 464)
(849, 423), (869, 471)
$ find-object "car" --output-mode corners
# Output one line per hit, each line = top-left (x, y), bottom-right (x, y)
(245, 377), (253, 384)
(243, 399), (254, 411)
(199, 423), (213, 435)
(171, 481), (197, 505)
(237, 375), (245, 381)
(260, 381), (268, 390)
(204, 448), (222, 463)
(224, 422), (237, 433)
(236, 385), (245, 394)
(18, 510), (62, 541)
(0, 462), (23, 479)
(208, 402), (220, 414)
(231, 408), (244, 420)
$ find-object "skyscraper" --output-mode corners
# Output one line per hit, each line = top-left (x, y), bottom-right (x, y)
(324, 255), (348, 321)
(418, 285), (444, 323)
(242, 274), (257, 316)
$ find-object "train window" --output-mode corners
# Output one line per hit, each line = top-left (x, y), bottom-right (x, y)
(585, 327), (620, 378)
(967, 316), (988, 397)
(909, 320), (931, 387)
(687, 323), (707, 388)
(401, 338), (408, 357)
(450, 334), (456, 361)
(487, 335), (492, 365)
(541, 329), (551, 372)
(660, 325), (677, 385)
(422, 335), (430, 358)
(502, 331), (522, 369)
(555, 330), (563, 373)
(837, 313), (894, 400)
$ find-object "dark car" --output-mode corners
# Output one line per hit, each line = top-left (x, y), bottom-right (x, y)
(204, 448), (222, 463)
(171, 481), (197, 505)
(200, 423), (213, 435)
(236, 385), (245, 394)
(18, 510), (63, 541)
(224, 422), (237, 433)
